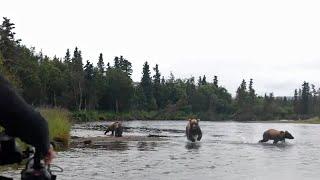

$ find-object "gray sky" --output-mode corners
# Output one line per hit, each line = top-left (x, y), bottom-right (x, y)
(2, 0), (320, 96)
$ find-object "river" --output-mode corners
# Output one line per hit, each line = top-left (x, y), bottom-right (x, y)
(2, 121), (320, 180)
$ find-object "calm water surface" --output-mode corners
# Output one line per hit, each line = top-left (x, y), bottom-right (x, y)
(3, 121), (320, 180)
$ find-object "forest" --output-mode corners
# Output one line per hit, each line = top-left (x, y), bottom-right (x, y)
(0, 17), (318, 121)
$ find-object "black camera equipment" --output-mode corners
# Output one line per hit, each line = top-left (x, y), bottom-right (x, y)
(20, 149), (60, 180)
(0, 133), (62, 180)
(0, 134), (23, 165)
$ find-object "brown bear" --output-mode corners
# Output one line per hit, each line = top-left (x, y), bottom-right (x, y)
(104, 122), (123, 137)
(186, 119), (202, 142)
(259, 129), (294, 144)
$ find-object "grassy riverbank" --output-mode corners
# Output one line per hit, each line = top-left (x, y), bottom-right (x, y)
(72, 110), (198, 122)
(40, 108), (72, 149)
(286, 117), (320, 124)
(242, 117), (320, 124)
(72, 110), (320, 125)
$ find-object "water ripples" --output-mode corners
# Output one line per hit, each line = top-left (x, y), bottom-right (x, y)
(2, 121), (320, 180)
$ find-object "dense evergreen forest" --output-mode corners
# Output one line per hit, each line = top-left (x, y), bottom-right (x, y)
(0, 17), (319, 121)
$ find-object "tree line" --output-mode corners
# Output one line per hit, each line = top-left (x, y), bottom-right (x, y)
(0, 17), (319, 121)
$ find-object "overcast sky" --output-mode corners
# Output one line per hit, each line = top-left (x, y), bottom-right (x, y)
(2, 0), (320, 96)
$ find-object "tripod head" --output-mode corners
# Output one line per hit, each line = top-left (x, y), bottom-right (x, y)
(21, 149), (56, 180)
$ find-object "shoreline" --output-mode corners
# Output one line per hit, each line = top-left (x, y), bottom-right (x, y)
(242, 117), (320, 124)
(71, 110), (320, 124)
(73, 118), (320, 124)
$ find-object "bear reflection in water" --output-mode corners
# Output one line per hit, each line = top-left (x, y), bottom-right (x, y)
(98, 141), (129, 151)
(185, 142), (201, 150)
(137, 141), (158, 151)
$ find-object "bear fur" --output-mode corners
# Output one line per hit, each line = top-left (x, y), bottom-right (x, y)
(259, 129), (294, 144)
(104, 122), (123, 137)
(186, 119), (202, 142)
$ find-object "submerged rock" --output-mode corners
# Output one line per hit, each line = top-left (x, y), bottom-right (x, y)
(70, 135), (167, 149)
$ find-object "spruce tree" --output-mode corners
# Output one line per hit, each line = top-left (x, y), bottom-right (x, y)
(186, 77), (196, 104)
(83, 60), (97, 110)
(97, 53), (105, 74)
(161, 76), (165, 85)
(107, 62), (111, 70)
(114, 56), (120, 69)
(118, 55), (132, 76)
(248, 78), (256, 103)
(202, 75), (207, 85)
(293, 89), (299, 114)
(235, 79), (253, 120)
(301, 81), (310, 114)
(198, 76), (202, 87)
(64, 49), (71, 65)
(0, 17), (20, 59)
(141, 61), (156, 110)
(84, 60), (94, 80)
(213, 75), (218, 87)
(236, 79), (247, 106)
(153, 64), (162, 108)
(70, 47), (84, 110)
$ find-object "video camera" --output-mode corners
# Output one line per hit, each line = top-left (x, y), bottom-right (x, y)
(0, 133), (62, 180)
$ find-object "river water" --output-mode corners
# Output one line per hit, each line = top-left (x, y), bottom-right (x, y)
(2, 121), (320, 180)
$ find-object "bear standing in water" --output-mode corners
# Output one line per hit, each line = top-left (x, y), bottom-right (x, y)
(259, 129), (294, 144)
(104, 122), (123, 137)
(186, 119), (202, 142)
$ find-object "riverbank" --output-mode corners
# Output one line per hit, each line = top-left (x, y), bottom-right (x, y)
(72, 110), (198, 122)
(72, 110), (320, 125)
(39, 108), (72, 149)
(242, 117), (320, 124)
(282, 117), (320, 124)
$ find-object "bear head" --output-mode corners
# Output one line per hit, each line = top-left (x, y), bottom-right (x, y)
(284, 131), (294, 139)
(188, 119), (200, 131)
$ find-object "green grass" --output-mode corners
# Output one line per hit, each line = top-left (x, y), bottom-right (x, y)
(247, 117), (320, 124)
(290, 117), (320, 124)
(39, 108), (71, 149)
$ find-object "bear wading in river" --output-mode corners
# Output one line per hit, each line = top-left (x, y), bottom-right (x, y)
(259, 129), (294, 144)
(186, 119), (202, 142)
(104, 122), (123, 137)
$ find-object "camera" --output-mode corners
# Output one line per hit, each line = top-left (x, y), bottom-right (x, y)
(0, 133), (59, 180)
